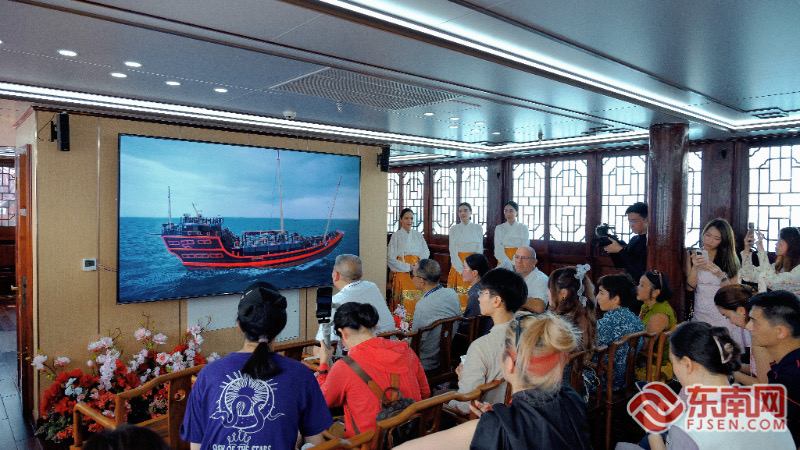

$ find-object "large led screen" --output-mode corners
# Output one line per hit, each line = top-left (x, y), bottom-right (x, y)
(118, 134), (361, 303)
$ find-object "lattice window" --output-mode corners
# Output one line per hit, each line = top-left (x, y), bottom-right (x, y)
(432, 168), (457, 235)
(748, 144), (800, 248)
(550, 160), (588, 242)
(686, 151), (703, 247)
(387, 172), (400, 233)
(460, 166), (488, 236)
(0, 166), (15, 227)
(601, 155), (647, 239)
(402, 170), (426, 233)
(512, 162), (546, 240)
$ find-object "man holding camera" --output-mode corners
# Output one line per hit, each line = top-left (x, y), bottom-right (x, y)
(604, 202), (648, 283)
(315, 254), (396, 344)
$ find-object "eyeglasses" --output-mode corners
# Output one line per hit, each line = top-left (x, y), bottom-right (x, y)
(513, 312), (537, 347)
(513, 255), (534, 260)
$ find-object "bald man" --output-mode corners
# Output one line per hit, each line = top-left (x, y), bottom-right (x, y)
(513, 246), (549, 313)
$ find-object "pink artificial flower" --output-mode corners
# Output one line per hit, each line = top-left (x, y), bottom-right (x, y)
(54, 357), (70, 367)
(153, 333), (167, 345)
(99, 337), (113, 348)
(186, 325), (201, 336)
(134, 328), (151, 341)
(155, 352), (170, 365)
(207, 352), (220, 362)
(87, 341), (102, 352)
(86, 360), (94, 367)
(31, 354), (47, 371)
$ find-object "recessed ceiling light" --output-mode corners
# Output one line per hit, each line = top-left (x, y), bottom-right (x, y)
(449, 125), (458, 129)
(475, 121), (484, 125)
(449, 117), (459, 121)
(0, 40), (4, 45)
(492, 131), (501, 135)
(124, 61), (142, 68)
(166, 81), (181, 86)
(58, 49), (77, 57)
(110, 72), (127, 78)
(471, 129), (480, 133)
(423, 112), (434, 116)
(214, 88), (228, 93)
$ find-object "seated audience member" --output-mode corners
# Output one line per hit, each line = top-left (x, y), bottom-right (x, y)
(635, 270), (677, 380)
(746, 290), (800, 447)
(316, 254), (396, 344)
(741, 226), (800, 295)
(595, 273), (644, 390)
(714, 284), (768, 384)
(451, 268), (527, 412)
(458, 253), (493, 337)
(604, 202), (648, 289)
(548, 265), (597, 352)
(514, 246), (549, 313)
(313, 302), (430, 439)
(622, 322), (794, 450)
(411, 259), (462, 371)
(395, 312), (591, 450)
(181, 282), (332, 448)
(84, 424), (169, 450)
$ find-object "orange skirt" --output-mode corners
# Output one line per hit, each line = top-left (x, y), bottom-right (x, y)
(447, 251), (474, 311)
(390, 255), (422, 321)
(496, 247), (518, 267)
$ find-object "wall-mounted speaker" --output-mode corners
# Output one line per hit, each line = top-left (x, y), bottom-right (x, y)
(378, 146), (390, 172)
(56, 113), (70, 152)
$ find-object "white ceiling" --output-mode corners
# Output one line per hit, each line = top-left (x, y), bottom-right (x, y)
(2, 0), (800, 162)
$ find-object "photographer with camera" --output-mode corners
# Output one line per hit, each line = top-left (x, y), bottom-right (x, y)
(602, 202), (648, 284)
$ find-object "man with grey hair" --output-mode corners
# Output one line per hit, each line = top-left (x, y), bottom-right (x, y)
(315, 254), (396, 343)
(514, 246), (549, 313)
(410, 259), (462, 371)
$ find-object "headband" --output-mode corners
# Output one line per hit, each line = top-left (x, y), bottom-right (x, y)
(575, 264), (591, 307)
(506, 349), (567, 376)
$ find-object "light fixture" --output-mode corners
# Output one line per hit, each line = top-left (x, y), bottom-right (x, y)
(166, 81), (181, 86)
(214, 88), (228, 93)
(449, 117), (459, 121)
(471, 129), (480, 133)
(475, 121), (484, 125)
(423, 112), (434, 116)
(124, 61), (142, 68)
(449, 125), (458, 129)
(58, 49), (77, 57)
(492, 131), (501, 135)
(110, 72), (127, 78)
(0, 40), (4, 45)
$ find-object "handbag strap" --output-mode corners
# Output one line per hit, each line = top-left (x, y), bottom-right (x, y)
(342, 356), (400, 435)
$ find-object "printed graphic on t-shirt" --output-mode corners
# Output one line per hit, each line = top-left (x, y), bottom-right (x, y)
(211, 371), (284, 446)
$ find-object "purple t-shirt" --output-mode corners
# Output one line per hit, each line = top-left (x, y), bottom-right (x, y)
(180, 352), (333, 449)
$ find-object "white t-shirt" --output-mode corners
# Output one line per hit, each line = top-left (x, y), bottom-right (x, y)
(315, 280), (397, 342)
(524, 267), (549, 304)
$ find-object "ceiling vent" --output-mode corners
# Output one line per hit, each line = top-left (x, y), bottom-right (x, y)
(273, 68), (462, 110)
(752, 108), (789, 120)
(581, 125), (630, 136)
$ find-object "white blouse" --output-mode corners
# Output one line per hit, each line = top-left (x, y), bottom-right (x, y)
(448, 221), (484, 272)
(739, 247), (800, 295)
(493, 221), (530, 270)
(387, 228), (430, 273)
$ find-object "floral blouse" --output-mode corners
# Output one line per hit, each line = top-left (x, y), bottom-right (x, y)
(597, 307), (645, 390)
(739, 248), (800, 295)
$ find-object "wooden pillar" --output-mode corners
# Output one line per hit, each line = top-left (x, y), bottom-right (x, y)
(647, 123), (689, 320)
(485, 160), (505, 266)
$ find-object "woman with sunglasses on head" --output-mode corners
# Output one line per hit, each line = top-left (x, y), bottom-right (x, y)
(634, 322), (795, 450)
(388, 208), (430, 311)
(713, 284), (769, 385)
(181, 283), (332, 449)
(686, 219), (744, 348)
(313, 302), (430, 440)
(494, 200), (529, 270)
(635, 270), (677, 380)
(740, 226), (800, 295)
(448, 202), (484, 310)
(395, 312), (591, 450)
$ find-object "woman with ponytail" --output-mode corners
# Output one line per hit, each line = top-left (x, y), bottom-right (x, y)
(181, 282), (333, 449)
(395, 312), (591, 450)
(714, 284), (769, 385)
(634, 322), (794, 450)
(313, 302), (430, 439)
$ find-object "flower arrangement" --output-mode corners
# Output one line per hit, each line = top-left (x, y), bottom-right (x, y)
(392, 304), (411, 332)
(33, 314), (219, 443)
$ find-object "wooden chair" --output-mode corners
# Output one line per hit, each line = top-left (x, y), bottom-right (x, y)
(312, 430), (375, 450)
(275, 338), (321, 361)
(441, 379), (504, 424)
(404, 316), (461, 386)
(370, 391), (458, 449)
(638, 331), (661, 382)
(71, 364), (204, 450)
(655, 327), (678, 384)
(600, 331), (648, 450)
(376, 329), (405, 340)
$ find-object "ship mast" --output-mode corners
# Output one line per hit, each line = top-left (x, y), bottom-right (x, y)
(167, 186), (172, 226)
(277, 150), (285, 233)
(323, 176), (342, 243)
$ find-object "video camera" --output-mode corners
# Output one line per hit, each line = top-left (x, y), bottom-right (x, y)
(316, 287), (333, 347)
(591, 223), (625, 249)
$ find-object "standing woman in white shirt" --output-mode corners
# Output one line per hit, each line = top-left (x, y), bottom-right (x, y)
(740, 226), (800, 295)
(388, 208), (430, 314)
(448, 202), (484, 311)
(493, 201), (530, 269)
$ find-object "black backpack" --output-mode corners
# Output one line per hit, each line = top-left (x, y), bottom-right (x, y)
(343, 356), (418, 445)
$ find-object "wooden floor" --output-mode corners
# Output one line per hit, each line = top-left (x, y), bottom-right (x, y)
(0, 299), (43, 449)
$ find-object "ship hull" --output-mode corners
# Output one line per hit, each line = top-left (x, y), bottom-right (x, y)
(162, 230), (343, 269)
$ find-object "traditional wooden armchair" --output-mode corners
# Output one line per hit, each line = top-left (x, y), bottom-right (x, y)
(275, 338), (321, 361)
(370, 391), (458, 449)
(441, 378), (506, 424)
(70, 364), (203, 450)
(404, 316), (461, 386)
(312, 430), (375, 450)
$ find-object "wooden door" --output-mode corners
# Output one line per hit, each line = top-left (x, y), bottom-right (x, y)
(15, 144), (33, 420)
